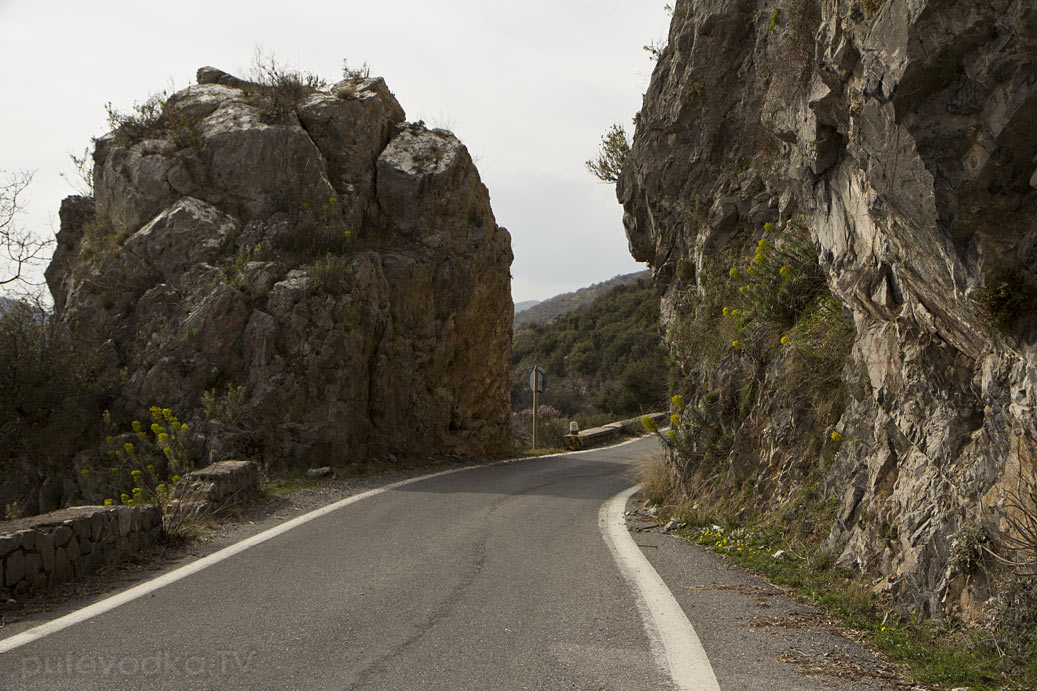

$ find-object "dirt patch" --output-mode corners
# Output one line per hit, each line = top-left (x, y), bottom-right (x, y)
(748, 610), (846, 630)
(776, 646), (919, 688)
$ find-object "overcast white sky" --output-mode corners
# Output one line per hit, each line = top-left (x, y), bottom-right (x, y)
(0, 0), (668, 304)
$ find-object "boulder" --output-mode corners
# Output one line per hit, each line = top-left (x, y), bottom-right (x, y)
(48, 67), (513, 469)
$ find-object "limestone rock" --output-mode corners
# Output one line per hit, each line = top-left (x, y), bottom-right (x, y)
(196, 66), (250, 90)
(619, 0), (1035, 618)
(122, 197), (236, 280)
(47, 67), (512, 470)
(306, 467), (333, 478)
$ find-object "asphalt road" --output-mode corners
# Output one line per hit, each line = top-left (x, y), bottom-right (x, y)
(0, 437), (900, 690)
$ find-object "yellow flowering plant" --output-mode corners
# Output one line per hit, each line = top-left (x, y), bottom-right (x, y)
(94, 405), (195, 508)
(724, 223), (828, 337)
(657, 391), (729, 485)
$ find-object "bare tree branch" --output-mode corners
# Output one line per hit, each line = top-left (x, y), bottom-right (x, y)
(1, 170), (54, 287)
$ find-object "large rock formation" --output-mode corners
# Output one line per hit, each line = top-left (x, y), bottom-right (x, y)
(46, 67), (513, 469)
(619, 0), (1035, 618)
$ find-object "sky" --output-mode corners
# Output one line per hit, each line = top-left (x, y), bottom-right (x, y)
(0, 0), (669, 304)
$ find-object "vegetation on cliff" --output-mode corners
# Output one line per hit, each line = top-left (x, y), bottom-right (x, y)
(654, 224), (853, 490)
(619, 0), (1036, 685)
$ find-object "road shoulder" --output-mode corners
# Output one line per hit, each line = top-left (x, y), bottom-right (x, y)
(624, 492), (929, 691)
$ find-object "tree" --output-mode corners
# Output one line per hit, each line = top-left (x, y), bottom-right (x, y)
(1, 170), (52, 288)
(585, 124), (630, 183)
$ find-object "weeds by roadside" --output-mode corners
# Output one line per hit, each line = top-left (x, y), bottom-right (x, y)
(638, 453), (1037, 689)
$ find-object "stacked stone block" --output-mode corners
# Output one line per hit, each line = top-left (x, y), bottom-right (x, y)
(0, 505), (162, 596)
(167, 460), (260, 519)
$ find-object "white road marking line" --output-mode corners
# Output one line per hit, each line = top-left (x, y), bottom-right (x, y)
(599, 484), (721, 691)
(0, 435), (654, 655)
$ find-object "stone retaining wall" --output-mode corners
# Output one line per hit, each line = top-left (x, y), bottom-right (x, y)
(167, 460), (260, 519)
(0, 504), (162, 596)
(563, 412), (668, 451)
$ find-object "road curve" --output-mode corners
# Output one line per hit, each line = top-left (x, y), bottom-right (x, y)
(1, 437), (691, 690)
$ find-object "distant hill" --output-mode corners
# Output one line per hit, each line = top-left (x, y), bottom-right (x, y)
(513, 270), (651, 331)
(0, 296), (48, 322)
(514, 300), (540, 315)
(511, 275), (666, 418)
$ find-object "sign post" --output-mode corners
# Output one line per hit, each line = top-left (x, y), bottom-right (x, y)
(529, 365), (547, 450)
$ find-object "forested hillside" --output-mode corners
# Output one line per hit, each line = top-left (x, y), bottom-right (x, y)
(511, 277), (666, 419)
(513, 270), (650, 331)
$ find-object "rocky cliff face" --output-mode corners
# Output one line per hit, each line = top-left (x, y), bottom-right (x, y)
(619, 0), (1035, 618)
(47, 67), (513, 468)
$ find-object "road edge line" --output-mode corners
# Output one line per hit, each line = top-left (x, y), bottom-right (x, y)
(599, 484), (721, 691)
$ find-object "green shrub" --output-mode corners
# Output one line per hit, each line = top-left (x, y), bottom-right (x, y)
(987, 575), (1037, 663)
(201, 384), (249, 426)
(311, 253), (352, 294)
(715, 224), (852, 418)
(723, 224), (827, 333)
(269, 197), (353, 260)
(652, 390), (734, 484)
(675, 258), (695, 282)
(585, 124), (630, 183)
(667, 257), (741, 377)
(105, 407), (194, 477)
(979, 269), (1037, 334)
(341, 59), (371, 82)
(244, 57), (328, 125)
(778, 293), (854, 420)
(664, 222), (853, 503)
(639, 453), (676, 506)
(0, 303), (114, 477)
(84, 406), (195, 510)
(511, 405), (568, 450)
(106, 93), (202, 151)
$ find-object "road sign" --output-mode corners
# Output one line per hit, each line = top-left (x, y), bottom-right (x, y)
(529, 366), (547, 393)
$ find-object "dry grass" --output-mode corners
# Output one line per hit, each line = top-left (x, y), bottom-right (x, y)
(638, 452), (675, 506)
